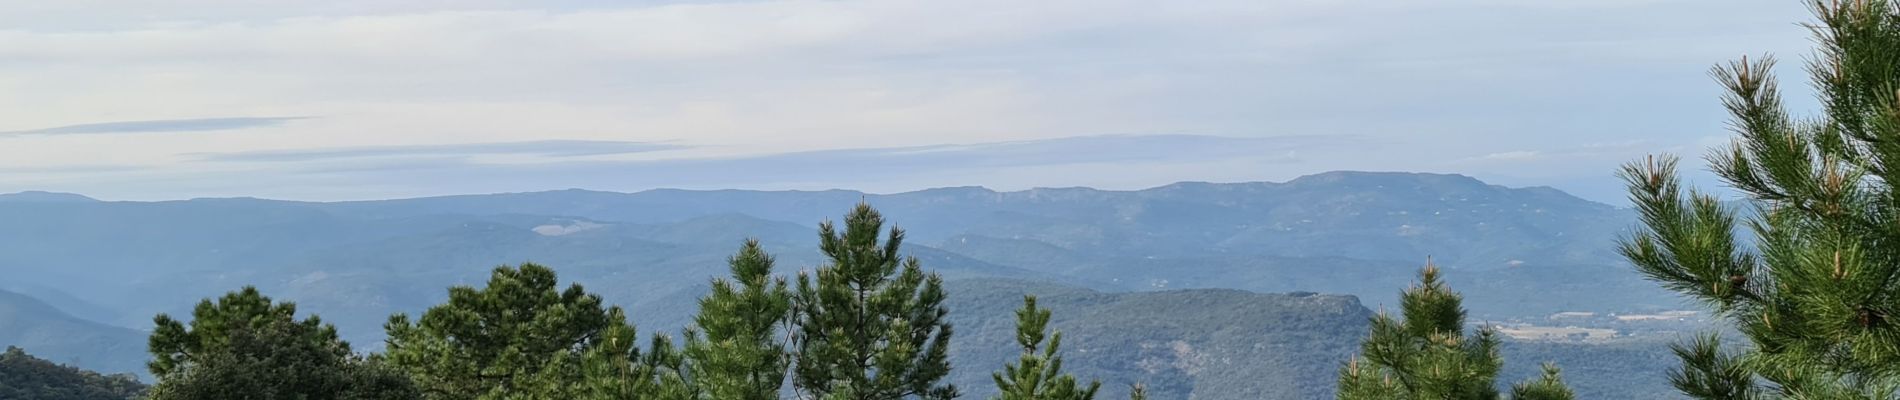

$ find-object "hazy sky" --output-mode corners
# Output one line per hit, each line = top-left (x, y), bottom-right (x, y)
(0, 0), (1821, 203)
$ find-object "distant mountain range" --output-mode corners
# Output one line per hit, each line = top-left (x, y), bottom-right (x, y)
(0, 191), (98, 203)
(0, 171), (1688, 397)
(307, 171), (1631, 269)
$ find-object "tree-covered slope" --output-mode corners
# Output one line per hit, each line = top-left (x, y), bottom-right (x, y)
(939, 234), (1681, 318)
(944, 278), (1372, 399)
(0, 171), (1676, 380)
(944, 278), (1682, 400)
(0, 346), (144, 400)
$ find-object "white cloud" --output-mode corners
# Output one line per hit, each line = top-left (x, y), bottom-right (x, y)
(1474, 151), (1542, 161)
(0, 0), (1823, 200)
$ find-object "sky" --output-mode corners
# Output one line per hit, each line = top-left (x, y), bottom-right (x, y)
(0, 0), (1824, 203)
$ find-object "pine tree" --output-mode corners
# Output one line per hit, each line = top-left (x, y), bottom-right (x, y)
(1508, 365), (1575, 400)
(148, 317), (419, 400)
(1336, 262), (1574, 400)
(1127, 384), (1147, 400)
(1619, 1), (1900, 397)
(147, 286), (340, 377)
(990, 295), (1100, 400)
(638, 335), (696, 400)
(683, 239), (793, 400)
(791, 203), (957, 400)
(572, 321), (693, 400)
(383, 263), (623, 400)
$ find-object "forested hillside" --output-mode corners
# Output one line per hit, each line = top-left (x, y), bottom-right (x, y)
(0, 347), (144, 400)
(945, 279), (1370, 399)
(312, 171), (1630, 269)
(0, 172), (1664, 332)
(947, 277), (1682, 399)
(0, 172), (1684, 397)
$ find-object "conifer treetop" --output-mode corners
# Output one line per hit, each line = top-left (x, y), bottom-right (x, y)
(793, 203), (956, 400)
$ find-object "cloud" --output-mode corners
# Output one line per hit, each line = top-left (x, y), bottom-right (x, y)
(5, 117), (308, 135)
(0, 164), (145, 174)
(2, 134), (1340, 201)
(1472, 151), (1541, 161)
(0, 0), (1821, 201)
(228, 134), (1338, 197)
(190, 140), (687, 162)
(736, 134), (1341, 170)
(1457, 139), (1671, 164)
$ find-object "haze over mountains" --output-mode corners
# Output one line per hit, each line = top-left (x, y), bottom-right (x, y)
(0, 171), (1686, 398)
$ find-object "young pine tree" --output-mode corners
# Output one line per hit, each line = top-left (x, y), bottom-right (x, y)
(573, 321), (693, 400)
(683, 239), (794, 400)
(1336, 263), (1574, 400)
(1620, 2), (1900, 397)
(990, 295), (1101, 400)
(792, 203), (957, 400)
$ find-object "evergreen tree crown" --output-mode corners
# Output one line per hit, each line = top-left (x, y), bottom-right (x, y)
(1620, 1), (1900, 397)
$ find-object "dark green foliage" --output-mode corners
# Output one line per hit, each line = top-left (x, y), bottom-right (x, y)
(683, 239), (793, 400)
(1507, 364), (1574, 400)
(1338, 264), (1501, 399)
(147, 318), (418, 400)
(1337, 264), (1573, 400)
(0, 346), (144, 400)
(1619, 1), (1900, 398)
(1664, 335), (1755, 400)
(792, 204), (957, 400)
(147, 286), (340, 378)
(570, 321), (692, 400)
(383, 263), (623, 400)
(990, 295), (1100, 400)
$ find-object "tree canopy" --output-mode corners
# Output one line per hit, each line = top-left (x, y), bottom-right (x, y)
(990, 295), (1100, 400)
(148, 286), (340, 377)
(1620, 0), (1900, 398)
(683, 239), (794, 400)
(383, 263), (625, 400)
(792, 203), (958, 400)
(146, 317), (418, 400)
(1337, 263), (1574, 400)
